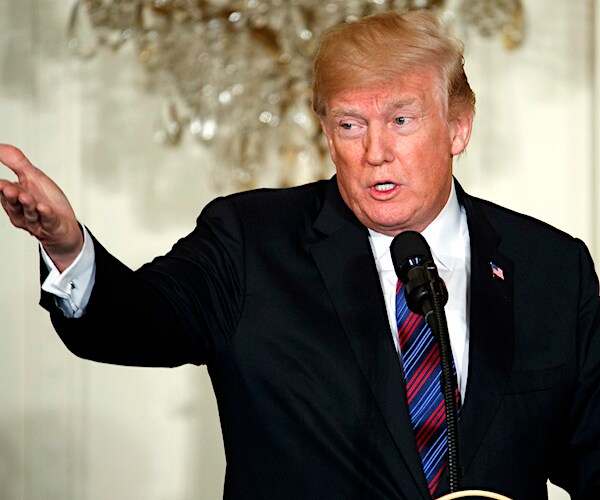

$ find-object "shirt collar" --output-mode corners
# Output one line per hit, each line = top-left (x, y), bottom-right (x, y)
(368, 180), (464, 272)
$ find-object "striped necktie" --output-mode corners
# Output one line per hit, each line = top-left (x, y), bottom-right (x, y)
(396, 279), (449, 496)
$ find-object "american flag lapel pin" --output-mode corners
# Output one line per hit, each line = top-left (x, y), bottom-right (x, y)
(490, 261), (505, 280)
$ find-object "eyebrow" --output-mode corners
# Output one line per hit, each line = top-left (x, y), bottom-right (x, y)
(330, 98), (420, 118)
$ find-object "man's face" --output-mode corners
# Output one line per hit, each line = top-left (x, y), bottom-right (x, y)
(320, 70), (472, 235)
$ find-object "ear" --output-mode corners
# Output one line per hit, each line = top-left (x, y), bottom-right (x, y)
(449, 110), (473, 156)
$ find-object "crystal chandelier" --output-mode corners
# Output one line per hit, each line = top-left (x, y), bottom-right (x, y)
(67, 0), (524, 188)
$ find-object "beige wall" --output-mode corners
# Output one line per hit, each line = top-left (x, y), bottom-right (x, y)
(0, 1), (595, 498)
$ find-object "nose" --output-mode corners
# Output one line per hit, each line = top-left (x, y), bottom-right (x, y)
(365, 124), (394, 166)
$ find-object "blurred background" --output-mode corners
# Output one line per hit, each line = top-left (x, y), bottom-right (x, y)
(0, 1), (596, 498)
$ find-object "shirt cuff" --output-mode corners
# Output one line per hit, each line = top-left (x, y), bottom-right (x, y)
(41, 226), (96, 318)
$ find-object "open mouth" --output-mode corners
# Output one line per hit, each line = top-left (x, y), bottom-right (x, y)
(373, 182), (397, 192)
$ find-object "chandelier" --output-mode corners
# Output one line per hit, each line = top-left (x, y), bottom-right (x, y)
(67, 0), (524, 189)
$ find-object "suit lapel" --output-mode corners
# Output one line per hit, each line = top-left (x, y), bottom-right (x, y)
(310, 180), (429, 497)
(456, 185), (515, 472)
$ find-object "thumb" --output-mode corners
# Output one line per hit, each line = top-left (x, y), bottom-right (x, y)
(0, 144), (36, 181)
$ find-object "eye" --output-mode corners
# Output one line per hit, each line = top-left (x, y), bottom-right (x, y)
(336, 119), (363, 137)
(395, 116), (410, 125)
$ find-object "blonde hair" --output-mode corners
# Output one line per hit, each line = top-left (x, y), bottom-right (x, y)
(312, 10), (476, 119)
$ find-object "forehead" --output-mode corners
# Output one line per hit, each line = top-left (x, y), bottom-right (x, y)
(325, 70), (443, 117)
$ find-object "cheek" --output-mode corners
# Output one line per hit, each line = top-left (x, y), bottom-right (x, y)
(337, 164), (368, 207)
(333, 146), (363, 176)
(404, 147), (452, 195)
(417, 135), (452, 168)
(328, 138), (347, 166)
(337, 166), (361, 195)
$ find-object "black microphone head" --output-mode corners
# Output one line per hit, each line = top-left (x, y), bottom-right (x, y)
(390, 231), (433, 283)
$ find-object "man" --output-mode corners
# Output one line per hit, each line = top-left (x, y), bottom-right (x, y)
(1, 10), (599, 500)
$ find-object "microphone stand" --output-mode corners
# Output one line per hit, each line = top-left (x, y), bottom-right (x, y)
(424, 266), (462, 494)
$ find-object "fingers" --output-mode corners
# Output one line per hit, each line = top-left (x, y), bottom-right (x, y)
(0, 146), (58, 228)
(0, 181), (43, 230)
(0, 182), (21, 213)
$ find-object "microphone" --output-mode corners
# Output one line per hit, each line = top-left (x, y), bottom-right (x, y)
(390, 230), (448, 322)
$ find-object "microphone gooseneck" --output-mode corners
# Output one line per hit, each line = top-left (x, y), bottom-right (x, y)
(390, 231), (462, 493)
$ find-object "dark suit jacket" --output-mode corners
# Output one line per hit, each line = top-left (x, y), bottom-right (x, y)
(42, 177), (600, 499)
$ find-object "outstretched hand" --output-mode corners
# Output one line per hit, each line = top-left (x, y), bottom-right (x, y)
(0, 144), (83, 272)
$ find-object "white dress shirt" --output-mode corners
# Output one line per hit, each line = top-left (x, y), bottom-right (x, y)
(41, 226), (96, 318)
(368, 181), (471, 400)
(41, 181), (471, 397)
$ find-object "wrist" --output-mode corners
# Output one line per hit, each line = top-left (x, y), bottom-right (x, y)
(42, 225), (84, 273)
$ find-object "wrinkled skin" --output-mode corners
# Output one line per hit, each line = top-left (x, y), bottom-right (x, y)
(320, 70), (473, 235)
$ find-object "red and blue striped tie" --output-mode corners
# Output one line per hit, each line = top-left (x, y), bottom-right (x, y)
(396, 280), (448, 496)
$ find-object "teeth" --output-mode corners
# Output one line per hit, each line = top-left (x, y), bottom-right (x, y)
(374, 183), (396, 192)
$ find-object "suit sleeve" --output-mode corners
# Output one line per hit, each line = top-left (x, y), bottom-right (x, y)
(40, 197), (246, 368)
(550, 239), (600, 497)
